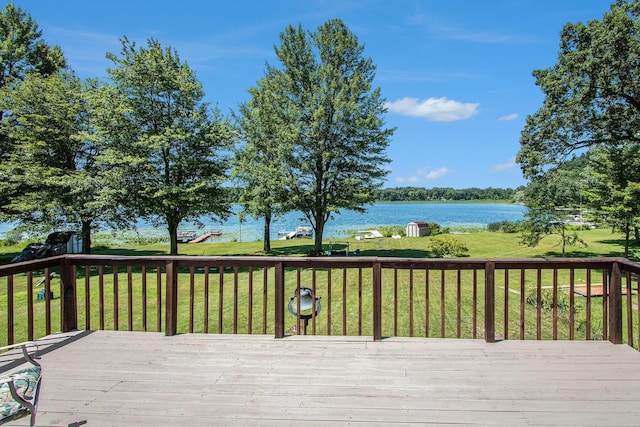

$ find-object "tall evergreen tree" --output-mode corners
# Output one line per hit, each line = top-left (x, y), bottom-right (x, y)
(95, 37), (234, 255)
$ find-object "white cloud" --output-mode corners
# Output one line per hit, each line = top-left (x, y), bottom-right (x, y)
(385, 97), (479, 122)
(490, 158), (517, 173)
(498, 113), (519, 121)
(396, 167), (451, 183)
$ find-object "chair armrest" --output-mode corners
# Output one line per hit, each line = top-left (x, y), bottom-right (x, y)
(0, 342), (40, 367)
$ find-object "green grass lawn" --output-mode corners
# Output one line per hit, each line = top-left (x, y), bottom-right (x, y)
(1, 227), (638, 346)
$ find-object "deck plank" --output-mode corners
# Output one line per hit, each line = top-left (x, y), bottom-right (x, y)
(3, 331), (640, 426)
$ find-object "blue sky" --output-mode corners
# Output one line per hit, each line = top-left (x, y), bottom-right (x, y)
(15, 0), (611, 189)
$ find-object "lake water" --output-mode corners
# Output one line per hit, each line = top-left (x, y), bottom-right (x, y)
(0, 202), (527, 243)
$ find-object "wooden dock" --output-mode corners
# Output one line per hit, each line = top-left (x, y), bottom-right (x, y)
(3, 331), (640, 426)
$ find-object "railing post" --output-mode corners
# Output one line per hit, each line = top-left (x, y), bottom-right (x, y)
(608, 262), (622, 344)
(373, 261), (382, 341)
(165, 260), (178, 336)
(274, 262), (285, 338)
(484, 261), (495, 343)
(60, 257), (77, 332)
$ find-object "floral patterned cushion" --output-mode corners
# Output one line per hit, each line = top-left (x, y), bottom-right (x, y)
(0, 365), (41, 423)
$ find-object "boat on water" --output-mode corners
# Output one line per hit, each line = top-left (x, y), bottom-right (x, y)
(278, 225), (313, 240)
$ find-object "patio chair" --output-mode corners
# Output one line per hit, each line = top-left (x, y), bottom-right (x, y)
(0, 342), (41, 427)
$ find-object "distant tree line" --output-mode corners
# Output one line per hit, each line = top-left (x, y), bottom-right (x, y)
(376, 186), (524, 202)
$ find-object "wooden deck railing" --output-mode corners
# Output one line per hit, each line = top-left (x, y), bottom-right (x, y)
(1, 255), (639, 349)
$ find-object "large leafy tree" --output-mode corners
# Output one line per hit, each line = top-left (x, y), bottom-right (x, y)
(0, 3), (66, 216)
(516, 0), (640, 256)
(234, 78), (291, 253)
(95, 37), (234, 255)
(517, 0), (640, 179)
(1, 72), (100, 252)
(519, 157), (589, 255)
(584, 144), (640, 255)
(0, 3), (65, 113)
(256, 19), (394, 253)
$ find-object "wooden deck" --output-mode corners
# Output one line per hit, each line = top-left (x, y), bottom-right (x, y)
(3, 331), (640, 426)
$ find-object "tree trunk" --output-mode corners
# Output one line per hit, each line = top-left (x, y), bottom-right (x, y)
(263, 211), (272, 253)
(624, 225), (630, 258)
(314, 216), (325, 254)
(81, 220), (92, 254)
(168, 220), (179, 256)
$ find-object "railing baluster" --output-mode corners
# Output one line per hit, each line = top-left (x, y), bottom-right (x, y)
(99, 265), (105, 330)
(326, 267), (332, 336)
(141, 265), (147, 332)
(410, 268), (415, 337)
(536, 268), (542, 340)
(262, 267), (268, 335)
(127, 265), (133, 331)
(113, 265), (119, 331)
(247, 267), (253, 335)
(311, 268), (317, 335)
(45, 267), (52, 336)
(586, 268), (591, 340)
(85, 266), (91, 330)
(569, 268), (575, 340)
(156, 266), (162, 333)
(626, 271), (633, 347)
(425, 268), (430, 338)
(519, 269), (525, 340)
(189, 266), (195, 334)
(342, 268), (347, 336)
(233, 266), (239, 335)
(502, 269), (508, 340)
(552, 268), (558, 340)
(472, 269), (476, 339)
(7, 275), (14, 345)
(440, 269), (445, 338)
(393, 269), (398, 336)
(456, 270), (461, 339)
(27, 272), (33, 341)
(204, 266), (210, 334)
(358, 267), (363, 336)
(218, 266), (224, 334)
(602, 269), (608, 340)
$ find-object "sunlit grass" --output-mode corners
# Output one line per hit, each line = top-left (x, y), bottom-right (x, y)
(1, 227), (638, 346)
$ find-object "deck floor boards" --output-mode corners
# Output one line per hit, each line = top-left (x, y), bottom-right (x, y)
(2, 331), (640, 426)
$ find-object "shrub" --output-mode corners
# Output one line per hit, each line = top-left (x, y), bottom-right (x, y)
(429, 236), (468, 258)
(487, 220), (523, 233)
(379, 225), (405, 237)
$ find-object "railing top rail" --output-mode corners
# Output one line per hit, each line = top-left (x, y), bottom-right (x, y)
(0, 255), (64, 276)
(2, 254), (638, 277)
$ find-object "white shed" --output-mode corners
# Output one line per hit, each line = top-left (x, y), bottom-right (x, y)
(406, 222), (430, 237)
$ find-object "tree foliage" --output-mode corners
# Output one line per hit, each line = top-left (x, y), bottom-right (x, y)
(0, 71), (100, 252)
(233, 77), (292, 253)
(252, 19), (394, 252)
(0, 3), (66, 218)
(517, 0), (640, 179)
(519, 157), (589, 255)
(584, 144), (640, 255)
(95, 37), (234, 255)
